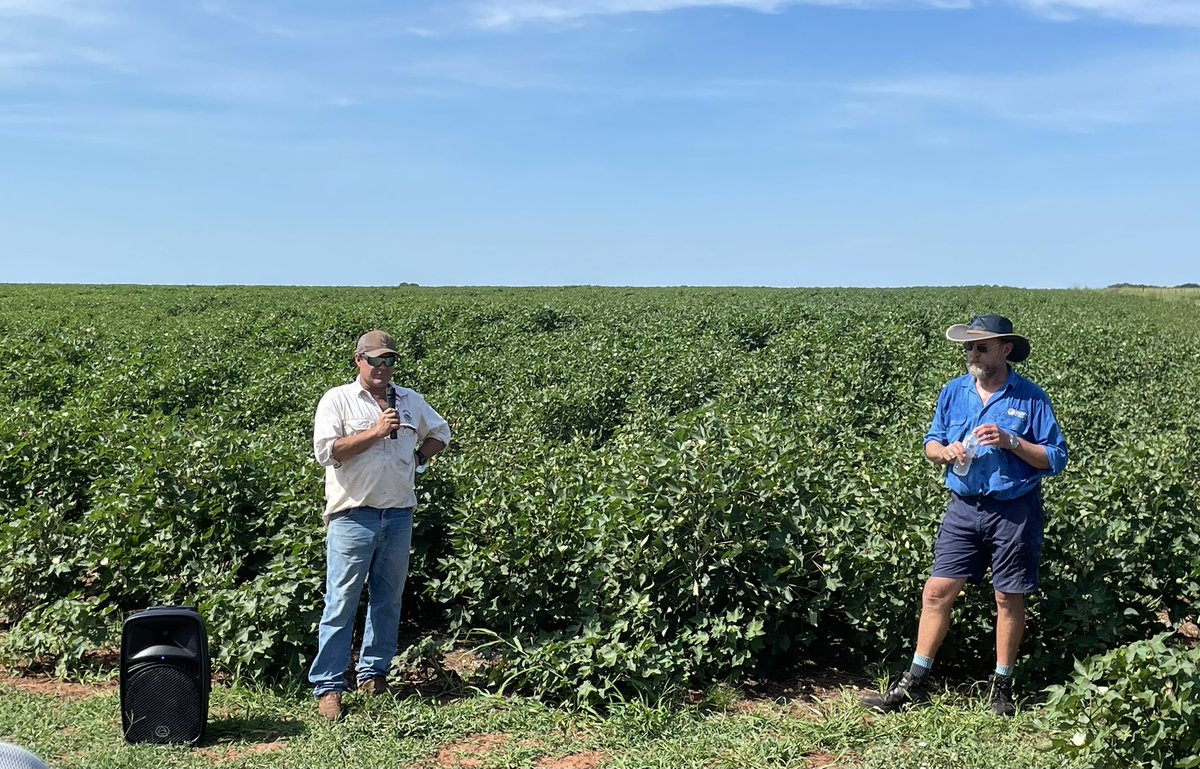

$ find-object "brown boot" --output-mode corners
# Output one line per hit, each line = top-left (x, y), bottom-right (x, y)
(318, 692), (343, 721)
(360, 677), (388, 696)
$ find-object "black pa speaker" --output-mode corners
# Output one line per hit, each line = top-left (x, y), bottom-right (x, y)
(120, 605), (210, 744)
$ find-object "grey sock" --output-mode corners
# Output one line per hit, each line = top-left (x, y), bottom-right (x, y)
(909, 654), (934, 680)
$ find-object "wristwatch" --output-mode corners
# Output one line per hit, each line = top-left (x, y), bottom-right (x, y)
(1008, 433), (1021, 450)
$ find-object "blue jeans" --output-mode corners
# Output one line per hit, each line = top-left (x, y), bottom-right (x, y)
(308, 506), (413, 696)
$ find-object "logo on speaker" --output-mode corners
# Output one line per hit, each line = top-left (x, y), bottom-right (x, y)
(155, 726), (171, 739)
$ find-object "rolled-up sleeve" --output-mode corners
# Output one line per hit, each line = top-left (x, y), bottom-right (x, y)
(1032, 398), (1068, 476)
(313, 390), (343, 467)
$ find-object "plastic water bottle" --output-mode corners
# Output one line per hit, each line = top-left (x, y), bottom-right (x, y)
(952, 433), (981, 476)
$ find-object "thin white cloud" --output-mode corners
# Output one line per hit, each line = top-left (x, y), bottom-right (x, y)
(1014, 0), (1200, 26)
(0, 0), (123, 84)
(843, 48), (1200, 132)
(472, 0), (1200, 27)
(475, 0), (784, 28)
(3, 0), (1198, 152)
(199, 2), (305, 39)
(473, 0), (838, 28)
(0, 50), (46, 70)
(0, 0), (113, 25)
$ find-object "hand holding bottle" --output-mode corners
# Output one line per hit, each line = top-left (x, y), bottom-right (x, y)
(952, 433), (981, 476)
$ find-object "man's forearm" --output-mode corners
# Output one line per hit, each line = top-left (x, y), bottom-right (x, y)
(332, 430), (381, 463)
(1008, 438), (1051, 470)
(418, 438), (446, 461)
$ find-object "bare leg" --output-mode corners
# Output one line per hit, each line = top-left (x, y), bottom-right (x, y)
(994, 591), (1025, 667)
(916, 577), (968, 658)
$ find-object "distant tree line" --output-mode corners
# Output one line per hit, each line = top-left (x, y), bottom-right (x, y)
(1107, 282), (1200, 289)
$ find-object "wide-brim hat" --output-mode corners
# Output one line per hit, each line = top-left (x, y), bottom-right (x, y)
(355, 330), (398, 357)
(945, 314), (1030, 363)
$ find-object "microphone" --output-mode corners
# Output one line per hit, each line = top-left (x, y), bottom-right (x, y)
(386, 387), (397, 440)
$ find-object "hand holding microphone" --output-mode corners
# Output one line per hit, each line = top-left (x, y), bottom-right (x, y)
(386, 387), (397, 440)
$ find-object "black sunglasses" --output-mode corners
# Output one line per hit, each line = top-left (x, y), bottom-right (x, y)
(362, 354), (397, 367)
(963, 341), (1007, 353)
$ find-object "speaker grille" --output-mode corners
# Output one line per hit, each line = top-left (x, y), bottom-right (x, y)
(123, 663), (204, 744)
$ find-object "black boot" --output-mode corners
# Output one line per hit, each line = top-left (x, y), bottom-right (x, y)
(862, 671), (931, 713)
(989, 674), (1015, 717)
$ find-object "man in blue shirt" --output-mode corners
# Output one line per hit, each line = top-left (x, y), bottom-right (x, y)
(863, 314), (1068, 717)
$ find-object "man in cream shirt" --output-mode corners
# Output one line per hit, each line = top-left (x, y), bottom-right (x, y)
(308, 330), (450, 721)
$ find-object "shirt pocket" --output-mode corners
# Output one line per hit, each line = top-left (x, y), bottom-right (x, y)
(998, 409), (1028, 438)
(947, 418), (971, 443)
(348, 418), (376, 436)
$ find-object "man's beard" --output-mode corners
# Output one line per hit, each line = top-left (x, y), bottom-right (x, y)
(969, 362), (1000, 381)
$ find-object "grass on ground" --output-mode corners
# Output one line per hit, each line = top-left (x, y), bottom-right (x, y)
(0, 672), (1086, 769)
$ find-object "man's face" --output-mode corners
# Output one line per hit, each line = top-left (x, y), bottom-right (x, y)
(965, 339), (1011, 381)
(355, 352), (396, 389)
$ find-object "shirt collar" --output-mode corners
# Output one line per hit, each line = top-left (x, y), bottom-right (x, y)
(355, 378), (395, 399)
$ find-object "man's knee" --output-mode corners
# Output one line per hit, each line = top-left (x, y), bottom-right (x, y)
(994, 591), (1025, 613)
(922, 577), (965, 610)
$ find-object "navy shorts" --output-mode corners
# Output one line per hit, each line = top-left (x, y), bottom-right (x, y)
(931, 490), (1044, 594)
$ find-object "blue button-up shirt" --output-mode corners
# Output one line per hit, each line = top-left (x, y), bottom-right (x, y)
(924, 369), (1068, 500)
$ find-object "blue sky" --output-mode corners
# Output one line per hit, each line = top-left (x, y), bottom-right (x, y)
(1, 0), (1197, 288)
